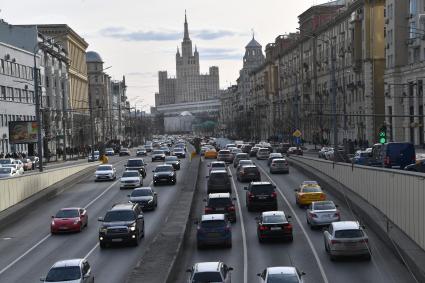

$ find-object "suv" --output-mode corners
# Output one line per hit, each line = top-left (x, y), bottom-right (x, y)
(125, 158), (146, 178)
(151, 150), (166, 162)
(207, 169), (232, 194)
(41, 259), (94, 283)
(98, 203), (145, 248)
(196, 214), (232, 248)
(233, 153), (249, 168)
(236, 165), (261, 182)
(186, 262), (233, 283)
(256, 148), (270, 160)
(204, 193), (236, 222)
(217, 150), (233, 163)
(244, 182), (278, 211)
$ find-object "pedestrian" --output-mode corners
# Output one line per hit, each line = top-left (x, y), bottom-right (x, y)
(0, 152), (3, 158)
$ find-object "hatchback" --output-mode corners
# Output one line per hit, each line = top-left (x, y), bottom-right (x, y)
(51, 208), (88, 234)
(204, 193), (237, 223)
(196, 214), (232, 248)
(207, 169), (232, 194)
(186, 262), (233, 283)
(257, 266), (305, 283)
(40, 258), (94, 283)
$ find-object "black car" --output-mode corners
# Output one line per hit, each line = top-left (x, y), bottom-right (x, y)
(164, 155), (181, 170)
(244, 182), (278, 212)
(152, 164), (176, 185)
(128, 187), (158, 210)
(151, 150), (166, 162)
(204, 193), (236, 223)
(237, 165), (261, 182)
(119, 148), (131, 156)
(207, 170), (232, 194)
(125, 158), (146, 178)
(256, 211), (293, 242)
(405, 159), (425, 172)
(98, 203), (144, 248)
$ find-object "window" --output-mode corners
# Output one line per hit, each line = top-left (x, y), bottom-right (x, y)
(410, 0), (418, 15)
(0, 86), (5, 100)
(0, 59), (4, 73)
(15, 89), (21, 102)
(6, 87), (13, 101)
(0, 115), (3, 127)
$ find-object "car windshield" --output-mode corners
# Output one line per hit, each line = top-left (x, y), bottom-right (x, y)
(259, 149), (269, 153)
(55, 209), (79, 218)
(210, 173), (228, 183)
(0, 168), (11, 173)
(122, 171), (139, 177)
(45, 266), (81, 281)
(93, 151), (99, 155)
(335, 229), (364, 238)
(131, 189), (152, 197)
(209, 198), (232, 207)
(192, 271), (223, 282)
(201, 220), (226, 228)
(211, 162), (225, 168)
(251, 185), (274, 194)
(263, 215), (285, 224)
(155, 166), (173, 172)
(97, 166), (112, 171)
(267, 273), (299, 282)
(314, 202), (335, 210)
(165, 156), (178, 161)
(302, 187), (322, 193)
(127, 160), (143, 166)
(104, 210), (135, 222)
(219, 150), (230, 154)
(239, 160), (253, 166)
(153, 150), (164, 154)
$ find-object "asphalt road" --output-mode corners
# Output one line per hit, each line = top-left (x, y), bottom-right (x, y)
(0, 150), (192, 282)
(175, 156), (416, 283)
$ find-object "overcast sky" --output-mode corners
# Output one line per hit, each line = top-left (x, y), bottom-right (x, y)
(1, 0), (330, 111)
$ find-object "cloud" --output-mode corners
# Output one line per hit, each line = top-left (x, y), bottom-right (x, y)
(99, 27), (244, 41)
(198, 47), (243, 61)
(125, 72), (157, 78)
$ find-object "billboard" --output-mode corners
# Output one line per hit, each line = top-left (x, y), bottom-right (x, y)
(9, 121), (38, 144)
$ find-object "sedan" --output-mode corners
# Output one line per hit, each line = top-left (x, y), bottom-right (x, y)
(152, 150), (166, 162)
(267, 153), (283, 166)
(2, 163), (24, 175)
(136, 148), (147, 156)
(128, 187), (158, 210)
(88, 151), (100, 162)
(0, 167), (18, 178)
(120, 170), (143, 189)
(172, 148), (186, 158)
(186, 262), (233, 283)
(94, 165), (116, 181)
(256, 211), (293, 243)
(19, 158), (33, 171)
(269, 158), (289, 174)
(152, 164), (176, 185)
(51, 208), (88, 234)
(105, 148), (115, 156)
(165, 155), (181, 170)
(119, 148), (131, 156)
(306, 201), (340, 228)
(257, 266), (305, 283)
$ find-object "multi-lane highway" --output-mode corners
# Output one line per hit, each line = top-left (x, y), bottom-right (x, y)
(175, 156), (416, 283)
(0, 150), (190, 282)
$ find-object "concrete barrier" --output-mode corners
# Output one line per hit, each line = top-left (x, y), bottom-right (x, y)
(0, 162), (99, 213)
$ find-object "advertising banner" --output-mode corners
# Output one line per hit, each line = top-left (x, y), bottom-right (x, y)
(8, 121), (38, 144)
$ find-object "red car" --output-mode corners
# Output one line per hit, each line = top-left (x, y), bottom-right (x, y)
(51, 208), (88, 234)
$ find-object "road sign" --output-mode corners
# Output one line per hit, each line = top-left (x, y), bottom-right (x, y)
(293, 129), (302, 138)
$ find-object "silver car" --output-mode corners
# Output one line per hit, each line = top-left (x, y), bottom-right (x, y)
(324, 221), (370, 260)
(256, 148), (270, 160)
(120, 170), (143, 189)
(94, 165), (116, 181)
(269, 158), (289, 174)
(0, 167), (18, 178)
(40, 258), (94, 283)
(306, 201), (340, 228)
(128, 187), (158, 210)
(257, 266), (305, 283)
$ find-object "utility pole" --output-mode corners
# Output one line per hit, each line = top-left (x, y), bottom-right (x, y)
(330, 37), (338, 147)
(88, 89), (95, 161)
(33, 48), (43, 172)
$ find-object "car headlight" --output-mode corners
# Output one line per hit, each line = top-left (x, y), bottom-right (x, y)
(73, 219), (79, 224)
(51, 221), (55, 226)
(99, 227), (107, 233)
(130, 226), (136, 231)
(148, 199), (153, 203)
(169, 173), (174, 176)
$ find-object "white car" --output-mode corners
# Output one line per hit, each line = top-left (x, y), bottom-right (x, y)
(120, 170), (143, 189)
(256, 148), (270, 160)
(0, 167), (18, 178)
(2, 163), (24, 175)
(88, 151), (100, 162)
(257, 266), (305, 283)
(94, 164), (116, 181)
(40, 258), (94, 283)
(187, 262), (233, 283)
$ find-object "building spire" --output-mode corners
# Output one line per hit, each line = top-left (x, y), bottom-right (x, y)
(184, 10), (190, 40)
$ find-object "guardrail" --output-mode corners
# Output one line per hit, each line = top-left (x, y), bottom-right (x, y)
(291, 156), (425, 251)
(0, 162), (99, 213)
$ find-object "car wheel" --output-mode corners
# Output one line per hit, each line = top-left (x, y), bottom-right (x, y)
(99, 242), (107, 249)
(153, 182), (157, 186)
(226, 240), (232, 248)
(258, 236), (264, 243)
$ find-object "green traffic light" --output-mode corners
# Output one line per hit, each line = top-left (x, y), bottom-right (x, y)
(379, 137), (386, 144)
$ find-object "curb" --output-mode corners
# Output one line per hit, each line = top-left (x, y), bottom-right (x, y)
(126, 154), (201, 283)
(289, 157), (425, 282)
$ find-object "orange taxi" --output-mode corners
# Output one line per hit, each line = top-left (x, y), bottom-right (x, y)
(294, 181), (326, 207)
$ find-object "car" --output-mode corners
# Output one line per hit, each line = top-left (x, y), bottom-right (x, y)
(160, 146), (171, 156)
(256, 211), (293, 242)
(275, 143), (291, 154)
(186, 262), (233, 283)
(233, 153), (249, 168)
(120, 170), (143, 189)
(269, 158), (289, 174)
(119, 148), (131, 156)
(94, 164), (116, 181)
(105, 148), (115, 156)
(244, 182), (278, 211)
(151, 150), (166, 162)
(405, 158), (425, 172)
(51, 208), (88, 234)
(196, 214), (232, 248)
(208, 161), (227, 174)
(204, 193), (236, 223)
(19, 158), (33, 171)
(217, 149), (234, 163)
(145, 144), (153, 152)
(204, 148), (218, 159)
(125, 158), (147, 178)
(40, 258), (94, 283)
(267, 153), (283, 166)
(225, 143), (236, 149)
(172, 148), (186, 158)
(351, 150), (370, 165)
(237, 165), (261, 182)
(136, 148), (147, 156)
(295, 181), (326, 207)
(324, 221), (370, 260)
(28, 156), (39, 169)
(128, 187), (157, 210)
(152, 164), (176, 185)
(88, 151), (100, 162)
(256, 148), (271, 160)
(2, 163), (24, 175)
(370, 142), (415, 169)
(257, 266), (305, 283)
(0, 167), (18, 178)
(306, 201), (340, 228)
(98, 203), (144, 248)
(165, 155), (181, 170)
(0, 158), (15, 166)
(250, 146), (260, 157)
(318, 147), (331, 159)
(175, 143), (187, 152)
(235, 159), (254, 174)
(230, 147), (243, 158)
(200, 146), (209, 156)
(241, 144), (253, 154)
(288, 147), (303, 155)
(207, 169), (232, 194)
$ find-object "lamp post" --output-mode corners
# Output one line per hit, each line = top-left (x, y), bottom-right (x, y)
(33, 42), (43, 172)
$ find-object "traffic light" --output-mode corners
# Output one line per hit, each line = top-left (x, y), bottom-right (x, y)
(378, 125), (387, 144)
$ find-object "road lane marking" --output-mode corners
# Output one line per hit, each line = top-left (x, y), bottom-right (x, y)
(229, 171), (248, 283)
(84, 243), (99, 259)
(257, 164), (329, 283)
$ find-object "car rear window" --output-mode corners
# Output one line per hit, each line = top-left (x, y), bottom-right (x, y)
(192, 271), (223, 282)
(250, 185), (274, 194)
(127, 160), (143, 166)
(335, 229), (364, 238)
(258, 149), (270, 153)
(165, 156), (178, 161)
(267, 273), (299, 283)
(313, 202), (335, 210)
(211, 163), (226, 169)
(263, 215), (285, 224)
(302, 186), (322, 193)
(201, 220), (226, 228)
(219, 150), (230, 154)
(131, 189), (152, 197)
(153, 150), (164, 154)
(208, 198), (232, 207)
(273, 160), (287, 164)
